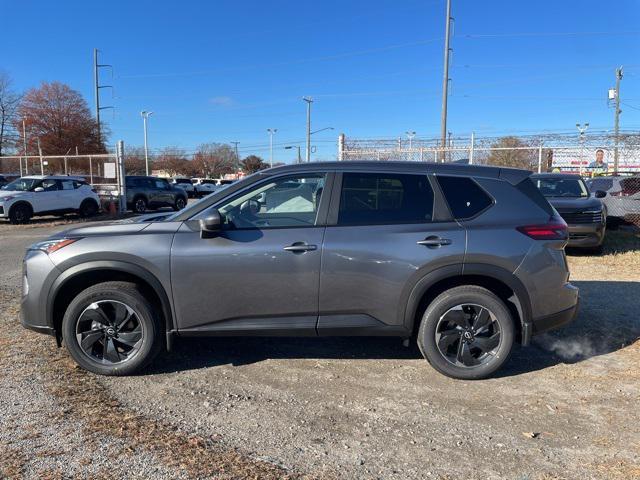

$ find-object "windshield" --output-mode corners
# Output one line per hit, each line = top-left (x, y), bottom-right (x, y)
(534, 177), (589, 198)
(2, 178), (39, 192)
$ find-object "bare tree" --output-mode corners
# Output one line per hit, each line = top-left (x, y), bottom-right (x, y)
(124, 146), (150, 174)
(17, 81), (106, 155)
(154, 147), (194, 177)
(241, 155), (268, 174)
(0, 71), (21, 156)
(486, 136), (537, 170)
(192, 143), (236, 178)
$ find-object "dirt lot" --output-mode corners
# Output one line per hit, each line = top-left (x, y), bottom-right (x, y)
(1, 219), (639, 480)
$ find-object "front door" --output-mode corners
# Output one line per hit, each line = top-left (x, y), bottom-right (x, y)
(318, 171), (466, 335)
(171, 172), (330, 333)
(30, 178), (63, 212)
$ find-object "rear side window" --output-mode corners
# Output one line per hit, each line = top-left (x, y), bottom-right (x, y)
(620, 177), (640, 195)
(514, 177), (554, 216)
(338, 172), (434, 226)
(437, 176), (493, 219)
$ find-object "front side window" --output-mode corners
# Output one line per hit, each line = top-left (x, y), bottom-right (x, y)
(217, 174), (326, 229)
(41, 179), (59, 191)
(338, 172), (434, 226)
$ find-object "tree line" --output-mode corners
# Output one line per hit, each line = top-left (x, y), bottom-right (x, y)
(0, 71), (270, 176)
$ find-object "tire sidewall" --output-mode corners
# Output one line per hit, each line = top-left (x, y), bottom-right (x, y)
(62, 285), (160, 375)
(133, 196), (147, 214)
(79, 200), (98, 217)
(418, 287), (515, 380)
(10, 203), (32, 224)
(174, 197), (186, 210)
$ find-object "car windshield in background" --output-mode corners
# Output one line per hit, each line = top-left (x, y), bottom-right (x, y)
(3, 178), (39, 192)
(175, 179), (192, 184)
(534, 178), (588, 198)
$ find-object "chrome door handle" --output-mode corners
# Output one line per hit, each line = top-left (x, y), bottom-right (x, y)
(417, 236), (452, 248)
(283, 242), (317, 253)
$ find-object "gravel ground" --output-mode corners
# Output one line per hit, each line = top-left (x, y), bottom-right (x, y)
(1, 223), (639, 479)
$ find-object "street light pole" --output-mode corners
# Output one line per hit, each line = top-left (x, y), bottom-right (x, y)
(576, 122), (589, 175)
(406, 131), (416, 150)
(267, 128), (277, 167)
(141, 111), (153, 176)
(439, 0), (453, 161)
(285, 145), (302, 164)
(303, 97), (313, 162)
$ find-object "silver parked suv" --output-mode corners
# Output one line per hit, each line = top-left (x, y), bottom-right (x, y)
(21, 162), (579, 379)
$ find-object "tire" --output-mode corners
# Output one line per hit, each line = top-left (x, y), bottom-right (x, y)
(133, 196), (147, 214)
(79, 199), (99, 218)
(173, 196), (186, 211)
(417, 285), (515, 380)
(9, 202), (32, 224)
(61, 281), (164, 376)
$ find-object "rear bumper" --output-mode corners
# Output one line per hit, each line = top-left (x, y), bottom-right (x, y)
(567, 223), (605, 248)
(531, 298), (579, 336)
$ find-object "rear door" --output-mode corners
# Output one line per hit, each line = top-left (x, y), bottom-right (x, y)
(318, 170), (466, 335)
(58, 178), (78, 209)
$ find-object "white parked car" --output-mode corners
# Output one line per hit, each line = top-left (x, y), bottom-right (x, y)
(586, 175), (640, 226)
(170, 177), (195, 197)
(191, 178), (220, 197)
(0, 175), (100, 224)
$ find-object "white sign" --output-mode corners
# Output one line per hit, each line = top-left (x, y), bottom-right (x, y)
(103, 162), (116, 179)
(552, 147), (640, 173)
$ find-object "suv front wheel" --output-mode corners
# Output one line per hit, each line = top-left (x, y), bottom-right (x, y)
(417, 285), (514, 380)
(61, 281), (164, 375)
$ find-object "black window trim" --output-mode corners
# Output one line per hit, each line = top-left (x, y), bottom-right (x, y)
(435, 174), (496, 221)
(326, 170), (452, 227)
(190, 171), (335, 231)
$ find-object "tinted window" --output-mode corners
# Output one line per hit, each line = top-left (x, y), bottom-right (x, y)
(620, 177), (640, 195)
(154, 179), (168, 190)
(437, 176), (493, 219)
(218, 174), (325, 229)
(338, 173), (434, 226)
(587, 178), (614, 191)
(41, 179), (59, 191)
(60, 179), (75, 190)
(532, 177), (588, 198)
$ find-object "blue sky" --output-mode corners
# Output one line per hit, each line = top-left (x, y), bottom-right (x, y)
(2, 0), (640, 162)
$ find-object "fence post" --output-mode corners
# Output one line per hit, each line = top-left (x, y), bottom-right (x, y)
(420, 148), (424, 162)
(116, 141), (127, 213)
(537, 144), (543, 173)
(469, 132), (475, 165)
(89, 156), (93, 184)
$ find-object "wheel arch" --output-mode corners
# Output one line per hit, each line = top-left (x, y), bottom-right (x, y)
(9, 200), (34, 215)
(48, 261), (175, 349)
(404, 264), (533, 345)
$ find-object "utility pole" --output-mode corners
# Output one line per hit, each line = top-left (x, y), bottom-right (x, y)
(93, 48), (113, 147)
(439, 0), (453, 161)
(141, 111), (153, 175)
(37, 138), (44, 175)
(303, 97), (313, 162)
(613, 67), (623, 173)
(22, 119), (28, 175)
(267, 128), (277, 167)
(231, 141), (240, 177)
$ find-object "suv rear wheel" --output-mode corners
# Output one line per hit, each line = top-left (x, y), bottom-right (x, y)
(417, 285), (514, 380)
(79, 199), (99, 218)
(61, 281), (164, 375)
(173, 196), (186, 210)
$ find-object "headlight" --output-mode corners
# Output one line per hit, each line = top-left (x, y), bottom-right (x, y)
(28, 237), (81, 254)
(582, 209), (602, 214)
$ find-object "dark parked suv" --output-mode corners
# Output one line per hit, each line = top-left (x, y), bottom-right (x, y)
(21, 162), (578, 379)
(125, 175), (188, 213)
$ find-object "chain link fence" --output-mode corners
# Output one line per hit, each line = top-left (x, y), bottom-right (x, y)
(339, 132), (640, 228)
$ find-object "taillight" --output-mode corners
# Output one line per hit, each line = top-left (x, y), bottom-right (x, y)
(517, 217), (568, 240)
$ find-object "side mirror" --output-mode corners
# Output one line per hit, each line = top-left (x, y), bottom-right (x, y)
(34, 187), (44, 192)
(199, 209), (222, 238)
(594, 190), (607, 199)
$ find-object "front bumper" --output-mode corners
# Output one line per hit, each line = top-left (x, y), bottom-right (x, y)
(20, 250), (61, 338)
(567, 223), (605, 248)
(531, 297), (579, 336)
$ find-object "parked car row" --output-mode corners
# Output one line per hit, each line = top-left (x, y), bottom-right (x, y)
(172, 177), (237, 198)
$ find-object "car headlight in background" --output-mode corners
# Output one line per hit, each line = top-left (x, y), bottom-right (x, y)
(28, 237), (81, 254)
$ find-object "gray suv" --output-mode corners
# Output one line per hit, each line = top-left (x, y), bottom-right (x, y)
(21, 162), (579, 379)
(125, 176), (188, 213)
